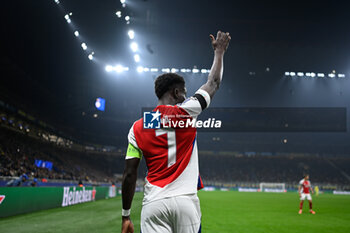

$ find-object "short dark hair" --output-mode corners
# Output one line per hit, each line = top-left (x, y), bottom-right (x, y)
(154, 73), (185, 99)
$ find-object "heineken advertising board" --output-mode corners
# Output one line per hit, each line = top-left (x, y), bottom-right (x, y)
(0, 186), (118, 218)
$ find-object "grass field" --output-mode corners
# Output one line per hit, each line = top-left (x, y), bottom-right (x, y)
(1, 191), (350, 233)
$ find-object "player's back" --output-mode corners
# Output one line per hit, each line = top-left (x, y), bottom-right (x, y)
(130, 104), (198, 204)
(127, 90), (210, 204)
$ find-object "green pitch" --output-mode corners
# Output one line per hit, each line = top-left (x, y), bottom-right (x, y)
(1, 191), (350, 233)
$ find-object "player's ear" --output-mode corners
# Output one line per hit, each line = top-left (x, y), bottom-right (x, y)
(173, 88), (180, 99)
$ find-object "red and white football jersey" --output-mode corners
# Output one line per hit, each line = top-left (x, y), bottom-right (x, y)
(127, 89), (210, 204)
(299, 179), (311, 194)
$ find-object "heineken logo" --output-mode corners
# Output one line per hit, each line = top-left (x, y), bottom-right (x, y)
(61, 187), (96, 207)
(0, 195), (5, 205)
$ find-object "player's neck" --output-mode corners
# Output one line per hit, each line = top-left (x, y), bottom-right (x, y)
(158, 97), (177, 106)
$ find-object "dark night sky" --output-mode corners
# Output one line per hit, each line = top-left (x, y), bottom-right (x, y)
(1, 0), (349, 152)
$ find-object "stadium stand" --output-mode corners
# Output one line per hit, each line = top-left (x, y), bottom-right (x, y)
(1, 107), (349, 190)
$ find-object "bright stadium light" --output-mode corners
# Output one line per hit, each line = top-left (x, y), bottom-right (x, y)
(305, 72), (311, 77)
(130, 42), (138, 52)
(74, 31), (79, 37)
(284, 72), (290, 76)
(328, 73), (335, 78)
(201, 69), (208, 74)
(125, 16), (130, 21)
(88, 54), (93, 60)
(69, 12), (73, 16)
(310, 72), (316, 77)
(64, 14), (69, 20)
(116, 11), (122, 18)
(171, 68), (179, 73)
(192, 68), (199, 73)
(137, 66), (143, 73)
(115, 65), (124, 73)
(338, 74), (345, 78)
(120, 0), (126, 3)
(180, 68), (187, 73)
(54, 0), (60, 4)
(162, 68), (170, 73)
(105, 65), (113, 72)
(81, 43), (87, 50)
(317, 73), (325, 77)
(134, 54), (140, 62)
(290, 72), (296, 76)
(143, 67), (150, 72)
(297, 72), (304, 77)
(150, 68), (158, 72)
(128, 30), (135, 39)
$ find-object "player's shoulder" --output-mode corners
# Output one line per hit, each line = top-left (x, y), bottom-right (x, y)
(130, 118), (143, 131)
(299, 179), (305, 184)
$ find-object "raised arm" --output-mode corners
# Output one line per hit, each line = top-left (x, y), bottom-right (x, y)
(200, 31), (231, 99)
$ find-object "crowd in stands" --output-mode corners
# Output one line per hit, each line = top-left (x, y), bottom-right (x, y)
(0, 126), (125, 184)
(1, 118), (350, 188)
(199, 152), (350, 185)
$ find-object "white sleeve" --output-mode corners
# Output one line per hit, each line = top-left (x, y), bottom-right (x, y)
(177, 89), (211, 118)
(299, 179), (304, 185)
(127, 123), (140, 149)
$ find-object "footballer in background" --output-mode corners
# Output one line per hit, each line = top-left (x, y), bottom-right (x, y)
(298, 174), (316, 214)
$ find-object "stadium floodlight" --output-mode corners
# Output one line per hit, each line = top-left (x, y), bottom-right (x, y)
(74, 31), (79, 37)
(338, 74), (345, 78)
(137, 66), (144, 73)
(116, 11), (122, 18)
(180, 68), (187, 73)
(115, 65), (124, 73)
(317, 73), (325, 77)
(150, 68), (158, 72)
(201, 69), (208, 74)
(192, 68), (199, 73)
(310, 72), (316, 77)
(284, 72), (290, 76)
(143, 67), (150, 72)
(134, 54), (140, 62)
(81, 43), (87, 50)
(69, 12), (73, 16)
(120, 0), (126, 4)
(297, 72), (304, 77)
(128, 30), (135, 39)
(305, 72), (311, 77)
(105, 65), (113, 72)
(328, 73), (336, 78)
(88, 54), (93, 60)
(64, 14), (69, 20)
(290, 72), (296, 76)
(125, 16), (130, 21)
(54, 0), (60, 4)
(171, 68), (179, 73)
(186, 69), (192, 73)
(130, 42), (138, 52)
(162, 68), (170, 73)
